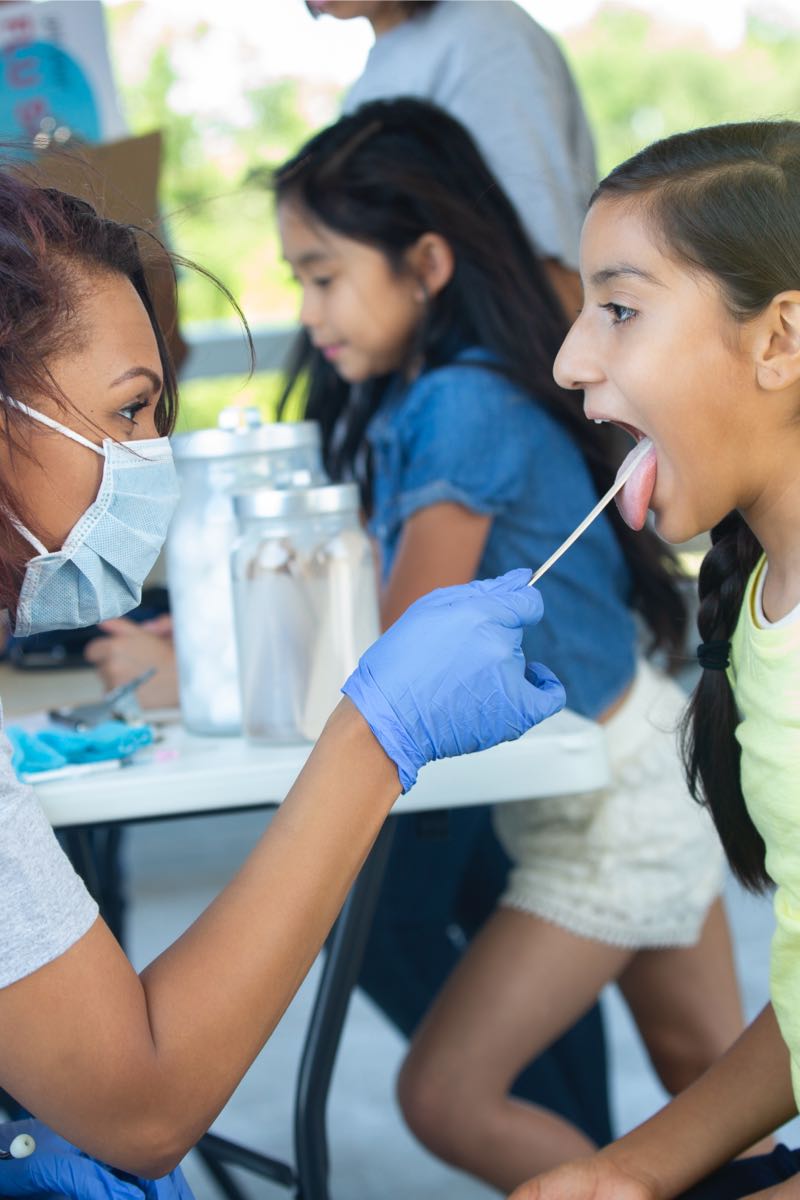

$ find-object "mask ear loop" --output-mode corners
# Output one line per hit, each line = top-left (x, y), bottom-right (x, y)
(4, 396), (105, 456)
(2, 397), (105, 554)
(7, 512), (49, 556)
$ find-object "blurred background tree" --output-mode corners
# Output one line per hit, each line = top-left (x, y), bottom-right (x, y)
(570, 7), (800, 175)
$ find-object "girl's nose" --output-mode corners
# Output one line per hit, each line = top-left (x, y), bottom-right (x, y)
(553, 317), (602, 391)
(299, 290), (319, 331)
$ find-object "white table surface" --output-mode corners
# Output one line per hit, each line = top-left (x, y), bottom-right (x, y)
(1, 665), (610, 827)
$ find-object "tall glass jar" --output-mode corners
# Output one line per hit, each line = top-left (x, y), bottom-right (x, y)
(166, 413), (326, 735)
(231, 483), (380, 744)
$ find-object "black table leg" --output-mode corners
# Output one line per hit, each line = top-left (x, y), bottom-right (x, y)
(60, 825), (127, 947)
(195, 818), (396, 1200)
(293, 819), (396, 1200)
(194, 1141), (253, 1200)
(61, 828), (103, 901)
(195, 1130), (295, 1197)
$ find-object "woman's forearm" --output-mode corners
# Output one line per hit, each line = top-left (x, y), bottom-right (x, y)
(138, 699), (400, 1132)
(604, 1004), (796, 1199)
(0, 700), (400, 1174)
(2, 568), (558, 1175)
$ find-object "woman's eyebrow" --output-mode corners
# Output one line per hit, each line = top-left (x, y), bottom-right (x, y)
(590, 264), (664, 288)
(109, 366), (163, 393)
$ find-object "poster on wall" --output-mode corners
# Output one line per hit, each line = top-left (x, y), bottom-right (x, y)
(0, 0), (125, 145)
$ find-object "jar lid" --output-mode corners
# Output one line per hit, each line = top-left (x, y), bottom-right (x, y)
(172, 420), (320, 461)
(233, 482), (360, 519)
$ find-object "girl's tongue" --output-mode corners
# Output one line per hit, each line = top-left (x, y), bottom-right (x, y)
(615, 438), (657, 530)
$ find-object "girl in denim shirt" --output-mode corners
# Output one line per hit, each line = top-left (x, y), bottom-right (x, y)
(276, 99), (757, 1190)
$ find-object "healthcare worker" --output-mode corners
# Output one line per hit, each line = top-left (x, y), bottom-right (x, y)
(0, 175), (563, 1182)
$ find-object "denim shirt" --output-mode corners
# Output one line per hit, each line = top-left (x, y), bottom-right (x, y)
(366, 349), (637, 719)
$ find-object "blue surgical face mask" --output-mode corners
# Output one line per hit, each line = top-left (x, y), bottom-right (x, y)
(8, 400), (180, 638)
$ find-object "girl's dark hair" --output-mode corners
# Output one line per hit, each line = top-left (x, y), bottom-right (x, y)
(593, 119), (800, 891)
(275, 97), (686, 660)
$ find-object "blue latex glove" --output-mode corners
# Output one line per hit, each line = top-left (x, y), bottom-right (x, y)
(6, 728), (66, 774)
(37, 722), (153, 764)
(7, 722), (153, 778)
(0, 1118), (194, 1200)
(342, 568), (565, 791)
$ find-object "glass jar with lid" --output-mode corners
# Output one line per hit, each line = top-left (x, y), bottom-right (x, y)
(166, 410), (326, 735)
(231, 482), (380, 744)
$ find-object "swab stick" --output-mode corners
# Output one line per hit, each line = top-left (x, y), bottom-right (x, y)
(528, 438), (653, 586)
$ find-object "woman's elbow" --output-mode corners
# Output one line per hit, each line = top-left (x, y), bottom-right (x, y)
(87, 1110), (202, 1180)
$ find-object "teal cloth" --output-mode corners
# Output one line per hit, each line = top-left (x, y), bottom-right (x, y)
(7, 721), (153, 776)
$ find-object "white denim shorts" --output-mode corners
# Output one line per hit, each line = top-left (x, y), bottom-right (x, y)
(493, 660), (725, 948)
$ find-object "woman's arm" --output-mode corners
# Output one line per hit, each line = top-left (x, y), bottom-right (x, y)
(511, 1003), (797, 1200)
(380, 502), (491, 627)
(0, 700), (399, 1177)
(0, 567), (561, 1179)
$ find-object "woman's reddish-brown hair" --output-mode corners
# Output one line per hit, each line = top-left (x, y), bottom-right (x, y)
(0, 169), (180, 614)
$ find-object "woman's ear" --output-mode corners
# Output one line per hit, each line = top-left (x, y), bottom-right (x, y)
(407, 234), (455, 301)
(754, 292), (800, 391)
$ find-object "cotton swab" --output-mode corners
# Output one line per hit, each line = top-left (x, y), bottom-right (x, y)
(528, 438), (653, 586)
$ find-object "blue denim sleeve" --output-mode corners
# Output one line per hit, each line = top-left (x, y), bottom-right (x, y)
(390, 364), (532, 527)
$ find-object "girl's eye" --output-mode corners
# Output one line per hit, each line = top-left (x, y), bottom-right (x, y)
(312, 276), (332, 289)
(118, 397), (149, 425)
(600, 302), (637, 325)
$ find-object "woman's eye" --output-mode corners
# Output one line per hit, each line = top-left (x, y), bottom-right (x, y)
(118, 397), (149, 425)
(312, 276), (332, 289)
(601, 302), (637, 325)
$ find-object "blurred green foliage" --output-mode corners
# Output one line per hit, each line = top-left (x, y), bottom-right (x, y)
(175, 372), (284, 432)
(566, 8), (800, 176)
(107, 3), (800, 430)
(176, 369), (306, 431)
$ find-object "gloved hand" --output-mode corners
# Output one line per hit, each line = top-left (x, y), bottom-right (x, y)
(342, 568), (565, 791)
(0, 1118), (194, 1200)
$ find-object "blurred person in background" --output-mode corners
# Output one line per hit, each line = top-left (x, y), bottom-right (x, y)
(300, 0), (613, 1146)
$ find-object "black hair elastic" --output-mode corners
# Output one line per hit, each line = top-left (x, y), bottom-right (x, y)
(697, 640), (731, 671)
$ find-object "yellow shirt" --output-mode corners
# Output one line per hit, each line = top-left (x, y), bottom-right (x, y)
(729, 556), (800, 1104)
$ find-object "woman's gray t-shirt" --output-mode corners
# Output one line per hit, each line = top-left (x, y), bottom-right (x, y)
(0, 705), (98, 988)
(343, 0), (597, 270)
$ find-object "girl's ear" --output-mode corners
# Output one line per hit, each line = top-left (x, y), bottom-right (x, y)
(407, 234), (455, 301)
(754, 292), (800, 391)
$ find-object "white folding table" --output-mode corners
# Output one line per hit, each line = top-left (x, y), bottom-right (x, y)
(32, 708), (608, 825)
(7, 667), (609, 1200)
